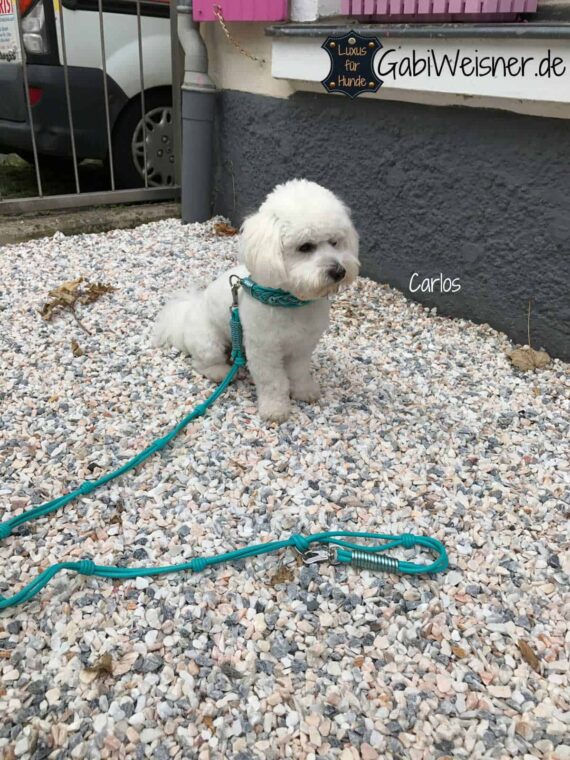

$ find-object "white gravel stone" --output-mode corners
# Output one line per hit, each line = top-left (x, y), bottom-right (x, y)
(93, 714), (108, 733)
(128, 713), (146, 728)
(140, 727), (162, 743)
(14, 738), (29, 757)
(0, 217), (568, 759)
(444, 570), (462, 586)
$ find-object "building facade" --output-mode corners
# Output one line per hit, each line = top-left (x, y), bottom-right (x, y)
(199, 1), (570, 360)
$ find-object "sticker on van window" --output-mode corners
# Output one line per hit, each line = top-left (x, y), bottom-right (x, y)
(0, 0), (21, 64)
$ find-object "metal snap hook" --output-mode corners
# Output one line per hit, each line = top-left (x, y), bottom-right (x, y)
(229, 275), (241, 308)
(301, 549), (330, 565)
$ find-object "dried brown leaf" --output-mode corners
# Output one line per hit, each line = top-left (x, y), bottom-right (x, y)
(85, 653), (113, 678)
(202, 715), (215, 730)
(507, 347), (551, 371)
(213, 222), (238, 237)
(49, 277), (83, 298)
(451, 645), (468, 659)
(40, 301), (57, 321)
(70, 339), (84, 357)
(532, 350), (551, 368)
(41, 277), (115, 333)
(269, 565), (295, 586)
(78, 282), (115, 305)
(517, 640), (541, 673)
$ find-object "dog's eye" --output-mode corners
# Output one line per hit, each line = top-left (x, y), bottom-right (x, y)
(298, 243), (316, 253)
(329, 240), (338, 247)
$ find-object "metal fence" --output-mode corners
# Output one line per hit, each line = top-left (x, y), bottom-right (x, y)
(0, 0), (181, 214)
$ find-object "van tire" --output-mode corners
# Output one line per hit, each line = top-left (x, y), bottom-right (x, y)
(110, 88), (175, 189)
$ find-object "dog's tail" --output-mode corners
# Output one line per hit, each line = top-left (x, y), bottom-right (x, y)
(150, 287), (203, 353)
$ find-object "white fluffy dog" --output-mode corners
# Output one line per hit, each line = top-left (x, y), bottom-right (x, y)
(152, 179), (360, 422)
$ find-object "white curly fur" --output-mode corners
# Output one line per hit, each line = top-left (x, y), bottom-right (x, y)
(151, 179), (360, 422)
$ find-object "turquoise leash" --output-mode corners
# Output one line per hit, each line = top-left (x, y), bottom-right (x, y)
(0, 282), (448, 610)
(0, 533), (448, 610)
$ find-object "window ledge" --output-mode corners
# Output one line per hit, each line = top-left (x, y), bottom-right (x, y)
(266, 21), (570, 39)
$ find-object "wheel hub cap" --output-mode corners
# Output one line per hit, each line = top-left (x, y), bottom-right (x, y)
(132, 106), (175, 187)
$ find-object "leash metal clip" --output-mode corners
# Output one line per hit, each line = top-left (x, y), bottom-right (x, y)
(300, 546), (338, 565)
(301, 548), (329, 565)
(229, 275), (241, 309)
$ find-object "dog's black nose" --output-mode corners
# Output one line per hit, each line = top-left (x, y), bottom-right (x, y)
(328, 264), (346, 282)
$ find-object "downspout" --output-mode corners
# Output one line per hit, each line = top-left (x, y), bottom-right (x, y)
(177, 0), (216, 223)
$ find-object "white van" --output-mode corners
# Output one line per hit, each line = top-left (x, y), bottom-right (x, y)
(0, 0), (175, 187)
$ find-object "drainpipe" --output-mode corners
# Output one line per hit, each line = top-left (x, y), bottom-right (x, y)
(177, 0), (216, 223)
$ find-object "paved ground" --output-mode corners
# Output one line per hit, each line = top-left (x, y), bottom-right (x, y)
(0, 153), (180, 246)
(0, 202), (181, 246)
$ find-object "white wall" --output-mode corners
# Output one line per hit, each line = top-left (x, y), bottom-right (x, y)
(290, 0), (342, 21)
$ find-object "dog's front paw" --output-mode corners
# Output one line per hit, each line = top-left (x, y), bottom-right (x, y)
(197, 363), (232, 382)
(259, 398), (291, 423)
(291, 379), (320, 403)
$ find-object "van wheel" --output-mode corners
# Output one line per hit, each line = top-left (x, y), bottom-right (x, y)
(111, 89), (176, 189)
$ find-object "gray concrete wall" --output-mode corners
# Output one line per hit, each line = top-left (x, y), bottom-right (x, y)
(212, 90), (570, 361)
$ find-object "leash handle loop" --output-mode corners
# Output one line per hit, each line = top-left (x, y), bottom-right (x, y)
(293, 531), (448, 576)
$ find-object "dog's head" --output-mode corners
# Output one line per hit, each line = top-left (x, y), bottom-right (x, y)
(238, 179), (360, 300)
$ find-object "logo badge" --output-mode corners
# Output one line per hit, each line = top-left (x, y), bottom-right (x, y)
(321, 32), (382, 99)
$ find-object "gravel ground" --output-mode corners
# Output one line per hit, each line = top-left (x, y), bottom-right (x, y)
(1, 218), (569, 760)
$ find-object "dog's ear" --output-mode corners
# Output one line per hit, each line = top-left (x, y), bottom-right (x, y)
(239, 211), (287, 286)
(345, 217), (360, 261)
(340, 203), (360, 261)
